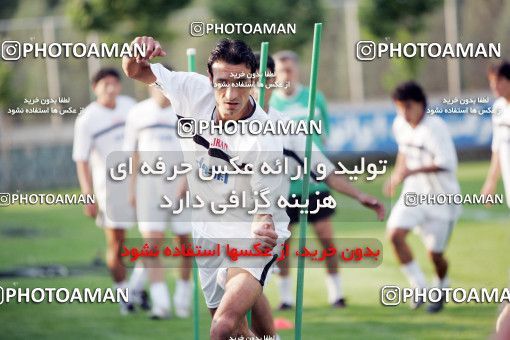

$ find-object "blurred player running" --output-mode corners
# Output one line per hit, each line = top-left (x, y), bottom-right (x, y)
(123, 37), (289, 338)
(123, 68), (192, 319)
(384, 81), (461, 313)
(252, 53), (385, 310)
(481, 62), (510, 338)
(481, 61), (510, 208)
(72, 68), (136, 315)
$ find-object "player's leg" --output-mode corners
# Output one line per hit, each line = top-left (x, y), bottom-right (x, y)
(251, 293), (277, 337)
(419, 218), (455, 313)
(387, 202), (428, 294)
(104, 227), (131, 314)
(428, 251), (448, 284)
(387, 227), (427, 309)
(387, 228), (413, 264)
(127, 261), (150, 311)
(210, 268), (261, 339)
(388, 227), (427, 287)
(496, 304), (510, 340)
(173, 233), (193, 318)
(104, 227), (126, 282)
(312, 217), (345, 307)
(276, 224), (294, 310)
(141, 229), (171, 319)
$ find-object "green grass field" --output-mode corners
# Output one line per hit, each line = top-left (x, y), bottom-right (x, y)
(1, 161), (509, 339)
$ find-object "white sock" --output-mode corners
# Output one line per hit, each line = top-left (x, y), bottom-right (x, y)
(113, 280), (129, 305)
(433, 276), (449, 289)
(325, 273), (343, 304)
(113, 280), (128, 291)
(150, 281), (170, 311)
(401, 261), (428, 289)
(128, 262), (147, 294)
(175, 279), (191, 293)
(279, 276), (294, 305)
(174, 279), (192, 305)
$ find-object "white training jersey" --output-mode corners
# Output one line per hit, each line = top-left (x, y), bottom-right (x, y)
(150, 63), (290, 240)
(491, 97), (510, 153)
(490, 97), (510, 207)
(123, 97), (179, 153)
(72, 95), (136, 209)
(393, 114), (460, 195)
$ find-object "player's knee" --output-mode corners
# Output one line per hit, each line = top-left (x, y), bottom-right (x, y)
(318, 233), (333, 246)
(210, 314), (237, 339)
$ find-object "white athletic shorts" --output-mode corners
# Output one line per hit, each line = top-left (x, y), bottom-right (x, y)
(96, 186), (135, 229)
(135, 175), (192, 235)
(387, 196), (460, 253)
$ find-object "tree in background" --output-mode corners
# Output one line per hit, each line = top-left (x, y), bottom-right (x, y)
(359, 0), (443, 90)
(67, 0), (190, 40)
(209, 0), (324, 52)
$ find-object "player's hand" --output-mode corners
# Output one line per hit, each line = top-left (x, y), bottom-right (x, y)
(84, 202), (97, 218)
(131, 36), (167, 64)
(252, 214), (278, 251)
(357, 193), (385, 221)
(480, 181), (496, 207)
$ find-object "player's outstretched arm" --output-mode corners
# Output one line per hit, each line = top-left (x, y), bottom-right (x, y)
(76, 161), (97, 218)
(383, 152), (406, 197)
(325, 173), (385, 221)
(481, 151), (501, 197)
(122, 36), (167, 84)
(128, 151), (139, 208)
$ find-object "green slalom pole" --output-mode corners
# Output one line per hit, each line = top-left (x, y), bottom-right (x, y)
(187, 47), (200, 340)
(294, 23), (323, 340)
(258, 42), (269, 109)
(245, 41), (270, 329)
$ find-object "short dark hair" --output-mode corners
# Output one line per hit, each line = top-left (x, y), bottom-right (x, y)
(91, 68), (120, 85)
(497, 61), (510, 80)
(253, 52), (275, 74)
(273, 50), (299, 64)
(207, 39), (257, 77)
(392, 81), (427, 109)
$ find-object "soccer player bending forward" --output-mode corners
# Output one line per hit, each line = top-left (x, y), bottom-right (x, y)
(123, 37), (289, 338)
(384, 81), (461, 313)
